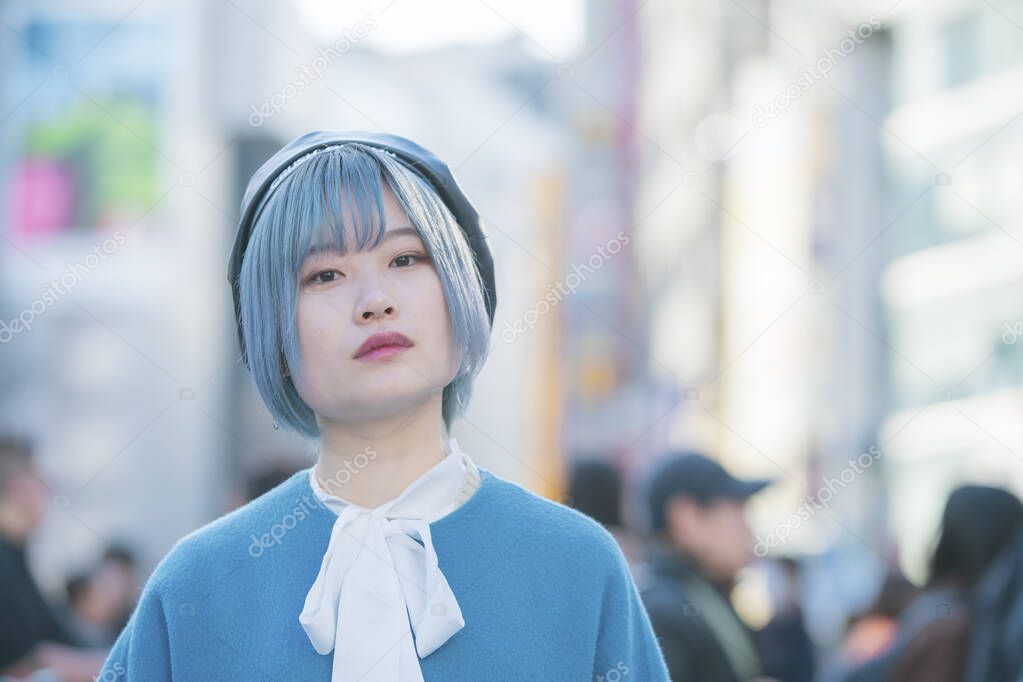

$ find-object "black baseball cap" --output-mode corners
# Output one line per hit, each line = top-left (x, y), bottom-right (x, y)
(646, 451), (772, 532)
(227, 130), (498, 369)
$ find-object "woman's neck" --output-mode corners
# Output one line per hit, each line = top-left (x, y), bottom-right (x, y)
(313, 401), (449, 509)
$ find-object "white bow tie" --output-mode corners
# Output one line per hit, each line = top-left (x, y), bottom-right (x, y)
(300, 443), (470, 682)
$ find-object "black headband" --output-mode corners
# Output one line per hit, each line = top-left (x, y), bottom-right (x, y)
(227, 130), (497, 368)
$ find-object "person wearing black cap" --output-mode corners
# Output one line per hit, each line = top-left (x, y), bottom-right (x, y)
(640, 451), (773, 682)
(99, 131), (671, 681)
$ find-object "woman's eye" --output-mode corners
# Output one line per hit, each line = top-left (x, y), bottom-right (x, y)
(308, 270), (343, 284)
(392, 253), (424, 268)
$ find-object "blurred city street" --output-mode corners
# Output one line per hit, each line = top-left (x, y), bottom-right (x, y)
(1, 0), (1022, 680)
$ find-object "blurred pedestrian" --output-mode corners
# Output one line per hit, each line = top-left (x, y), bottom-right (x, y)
(566, 458), (647, 582)
(57, 544), (139, 650)
(755, 557), (815, 682)
(639, 451), (774, 682)
(94, 544), (139, 635)
(845, 484), (1023, 682)
(61, 571), (112, 649)
(817, 568), (917, 682)
(965, 503), (1023, 681)
(0, 435), (105, 681)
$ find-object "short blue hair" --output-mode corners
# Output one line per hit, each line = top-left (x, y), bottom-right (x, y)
(238, 143), (491, 440)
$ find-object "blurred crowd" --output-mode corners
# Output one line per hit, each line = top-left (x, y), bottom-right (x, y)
(4, 433), (1023, 681)
(566, 453), (1023, 682)
(0, 436), (282, 681)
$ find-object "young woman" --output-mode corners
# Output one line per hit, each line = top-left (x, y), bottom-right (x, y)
(99, 131), (671, 681)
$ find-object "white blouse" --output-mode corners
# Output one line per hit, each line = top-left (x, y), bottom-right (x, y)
(300, 437), (481, 682)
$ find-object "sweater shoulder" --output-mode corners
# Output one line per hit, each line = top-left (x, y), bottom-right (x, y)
(476, 467), (628, 573)
(146, 467), (322, 594)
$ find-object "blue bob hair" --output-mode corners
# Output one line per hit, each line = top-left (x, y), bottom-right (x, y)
(238, 143), (491, 440)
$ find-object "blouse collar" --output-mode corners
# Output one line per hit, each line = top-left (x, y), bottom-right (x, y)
(300, 437), (472, 682)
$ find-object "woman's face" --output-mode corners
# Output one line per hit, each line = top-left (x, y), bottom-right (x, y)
(292, 184), (460, 427)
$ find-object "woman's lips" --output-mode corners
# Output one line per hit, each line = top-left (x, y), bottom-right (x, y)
(353, 331), (414, 360)
(355, 345), (410, 361)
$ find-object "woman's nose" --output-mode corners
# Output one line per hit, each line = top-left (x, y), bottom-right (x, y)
(355, 286), (397, 322)
(349, 259), (399, 323)
(360, 302), (395, 320)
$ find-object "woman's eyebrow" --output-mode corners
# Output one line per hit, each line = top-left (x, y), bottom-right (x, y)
(304, 226), (420, 259)
(378, 226), (419, 243)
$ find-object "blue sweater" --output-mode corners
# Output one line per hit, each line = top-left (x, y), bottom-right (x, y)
(100, 464), (671, 681)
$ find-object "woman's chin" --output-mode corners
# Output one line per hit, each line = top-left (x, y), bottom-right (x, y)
(322, 392), (441, 423)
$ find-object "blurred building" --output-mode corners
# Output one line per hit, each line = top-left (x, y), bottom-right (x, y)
(631, 0), (1023, 645)
(878, 0), (1023, 581)
(0, 0), (244, 589)
(549, 0), (679, 509)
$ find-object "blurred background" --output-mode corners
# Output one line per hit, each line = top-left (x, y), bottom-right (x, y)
(1, 0), (1022, 677)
